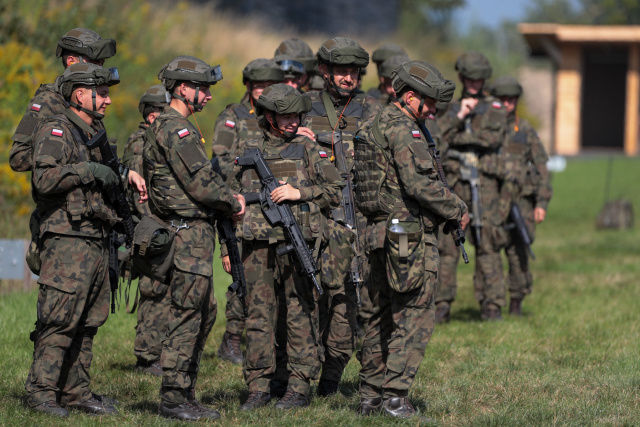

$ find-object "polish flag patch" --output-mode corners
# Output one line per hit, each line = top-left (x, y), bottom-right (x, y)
(51, 128), (63, 137)
(177, 128), (190, 138)
(412, 130), (421, 138)
(225, 120), (236, 128)
(492, 101), (502, 109)
(427, 113), (435, 120)
(31, 104), (41, 112)
(319, 150), (328, 158)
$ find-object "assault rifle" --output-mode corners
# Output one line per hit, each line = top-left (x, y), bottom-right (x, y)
(447, 148), (483, 249)
(211, 158), (248, 318)
(417, 122), (469, 264)
(504, 202), (536, 260)
(86, 129), (135, 313)
(235, 148), (323, 296)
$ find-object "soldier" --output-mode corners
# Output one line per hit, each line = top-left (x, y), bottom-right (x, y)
(370, 54), (411, 106)
(144, 55), (245, 421)
(229, 84), (343, 410)
(366, 43), (408, 103)
(274, 37), (318, 92)
(212, 58), (284, 366)
(122, 84), (171, 376)
(435, 51), (514, 322)
(25, 63), (146, 417)
(10, 28), (116, 172)
(275, 54), (306, 91)
(490, 76), (552, 315)
(302, 37), (382, 397)
(354, 60), (468, 419)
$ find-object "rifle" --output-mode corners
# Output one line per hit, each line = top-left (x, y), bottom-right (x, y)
(211, 158), (248, 318)
(86, 129), (136, 313)
(504, 202), (536, 260)
(235, 148), (323, 296)
(447, 148), (483, 249)
(417, 122), (469, 264)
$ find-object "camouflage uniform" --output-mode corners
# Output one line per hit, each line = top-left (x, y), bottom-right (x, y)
(436, 52), (512, 318)
(353, 61), (466, 412)
(302, 37), (382, 390)
(229, 85), (343, 401)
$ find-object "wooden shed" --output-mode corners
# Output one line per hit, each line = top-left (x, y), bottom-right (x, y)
(519, 23), (640, 156)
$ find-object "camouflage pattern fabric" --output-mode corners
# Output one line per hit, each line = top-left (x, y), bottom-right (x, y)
(223, 291), (246, 336)
(122, 123), (152, 217)
(302, 89), (381, 385)
(211, 98), (262, 180)
(10, 83), (104, 173)
(134, 275), (171, 364)
(436, 95), (511, 310)
(356, 103), (467, 399)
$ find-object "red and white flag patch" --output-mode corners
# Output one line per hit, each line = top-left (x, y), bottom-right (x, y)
(51, 128), (63, 137)
(492, 101), (502, 109)
(177, 128), (189, 138)
(412, 130), (421, 138)
(225, 120), (236, 128)
(31, 104), (41, 112)
(427, 113), (435, 120)
(319, 150), (328, 158)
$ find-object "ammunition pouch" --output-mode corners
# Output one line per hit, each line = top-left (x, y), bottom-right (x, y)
(131, 214), (176, 283)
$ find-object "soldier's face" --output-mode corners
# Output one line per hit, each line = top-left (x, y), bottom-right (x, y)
(499, 96), (518, 113)
(274, 112), (300, 134)
(462, 77), (484, 95)
(94, 85), (111, 114)
(283, 77), (300, 90)
(248, 81), (276, 102)
(321, 64), (359, 92)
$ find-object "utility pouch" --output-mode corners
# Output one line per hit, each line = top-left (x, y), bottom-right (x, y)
(385, 216), (425, 293)
(131, 214), (176, 283)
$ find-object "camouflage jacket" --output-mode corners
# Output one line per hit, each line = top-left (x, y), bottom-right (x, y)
(357, 103), (468, 250)
(11, 83), (104, 172)
(122, 122), (151, 217)
(228, 130), (344, 242)
(504, 114), (553, 210)
(144, 106), (241, 220)
(211, 97), (262, 180)
(32, 108), (116, 239)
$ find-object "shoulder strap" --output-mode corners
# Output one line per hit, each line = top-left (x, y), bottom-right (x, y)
(322, 91), (340, 130)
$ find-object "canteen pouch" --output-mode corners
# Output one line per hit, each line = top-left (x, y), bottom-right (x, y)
(385, 216), (425, 293)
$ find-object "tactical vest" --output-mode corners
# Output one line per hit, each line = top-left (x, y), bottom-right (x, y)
(239, 138), (322, 243)
(234, 103), (263, 141)
(143, 118), (208, 219)
(504, 124), (538, 196)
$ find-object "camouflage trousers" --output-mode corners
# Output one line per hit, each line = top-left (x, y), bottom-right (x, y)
(160, 221), (217, 405)
(25, 234), (110, 407)
(436, 175), (508, 309)
(505, 195), (536, 300)
(223, 291), (246, 336)
(134, 275), (171, 364)
(242, 240), (320, 396)
(359, 247), (436, 399)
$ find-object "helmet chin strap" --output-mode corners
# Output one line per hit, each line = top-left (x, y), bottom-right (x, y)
(174, 83), (204, 113)
(70, 87), (104, 119)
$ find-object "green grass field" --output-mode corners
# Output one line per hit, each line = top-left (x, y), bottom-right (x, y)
(1, 156), (640, 426)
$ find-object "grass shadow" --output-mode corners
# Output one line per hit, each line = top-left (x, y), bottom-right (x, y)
(128, 400), (158, 414)
(450, 307), (481, 323)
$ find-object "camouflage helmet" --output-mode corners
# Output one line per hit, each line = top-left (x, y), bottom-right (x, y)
(490, 76), (523, 98)
(157, 55), (222, 90)
(57, 63), (120, 100)
(56, 28), (116, 61)
(455, 51), (492, 80)
(242, 58), (285, 84)
(371, 43), (407, 65)
(256, 83), (312, 116)
(317, 37), (369, 68)
(274, 38), (316, 72)
(392, 60), (455, 103)
(138, 84), (171, 118)
(379, 54), (410, 79)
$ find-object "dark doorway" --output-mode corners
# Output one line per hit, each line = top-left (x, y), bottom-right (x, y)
(581, 47), (627, 150)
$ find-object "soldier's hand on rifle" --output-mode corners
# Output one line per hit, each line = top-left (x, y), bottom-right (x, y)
(222, 255), (231, 274)
(128, 170), (148, 202)
(534, 207), (546, 224)
(88, 162), (119, 189)
(460, 212), (470, 230)
(296, 126), (316, 141)
(457, 98), (479, 120)
(270, 181), (301, 203)
(232, 194), (246, 224)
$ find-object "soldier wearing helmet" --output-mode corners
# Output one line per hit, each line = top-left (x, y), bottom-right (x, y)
(274, 37), (318, 92)
(10, 28), (116, 172)
(490, 76), (552, 316)
(366, 43), (408, 103)
(144, 55), (245, 422)
(353, 60), (468, 420)
(25, 63), (146, 418)
(227, 84), (342, 411)
(120, 85), (171, 377)
(435, 51), (514, 322)
(301, 36), (382, 398)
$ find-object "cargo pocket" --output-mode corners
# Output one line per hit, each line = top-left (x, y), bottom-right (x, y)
(171, 270), (209, 310)
(320, 219), (354, 290)
(36, 276), (79, 327)
(385, 217), (425, 293)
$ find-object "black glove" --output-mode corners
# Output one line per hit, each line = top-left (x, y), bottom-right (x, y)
(88, 162), (118, 189)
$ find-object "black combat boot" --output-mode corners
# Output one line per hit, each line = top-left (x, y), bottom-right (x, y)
(67, 396), (118, 415)
(382, 397), (430, 421)
(217, 332), (243, 364)
(509, 298), (523, 316)
(90, 392), (119, 406)
(358, 397), (382, 416)
(275, 389), (309, 410)
(32, 401), (69, 418)
(135, 359), (162, 376)
(480, 304), (503, 321)
(317, 379), (339, 397)
(159, 402), (204, 421)
(187, 389), (221, 419)
(240, 391), (272, 410)
(435, 302), (451, 324)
